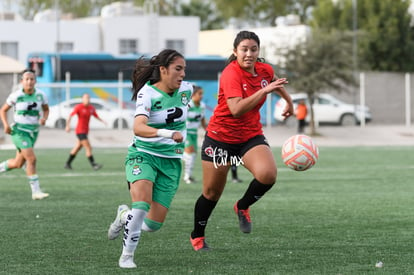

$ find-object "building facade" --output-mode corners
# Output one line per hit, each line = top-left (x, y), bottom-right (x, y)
(0, 2), (199, 65)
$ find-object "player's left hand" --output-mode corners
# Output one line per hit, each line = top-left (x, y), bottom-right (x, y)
(282, 103), (294, 119)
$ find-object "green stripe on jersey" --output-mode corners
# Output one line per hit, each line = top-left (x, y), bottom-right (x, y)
(8, 89), (48, 126)
(132, 81), (193, 158)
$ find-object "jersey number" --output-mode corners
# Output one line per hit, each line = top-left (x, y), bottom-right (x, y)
(27, 102), (37, 110)
(165, 107), (183, 124)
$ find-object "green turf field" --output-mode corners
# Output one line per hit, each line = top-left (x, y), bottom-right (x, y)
(0, 146), (413, 274)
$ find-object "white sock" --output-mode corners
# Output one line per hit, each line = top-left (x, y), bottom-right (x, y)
(122, 208), (147, 256)
(141, 222), (152, 232)
(28, 174), (40, 193)
(0, 160), (8, 173)
(183, 152), (196, 179)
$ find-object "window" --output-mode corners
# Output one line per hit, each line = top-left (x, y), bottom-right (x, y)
(166, 40), (185, 54)
(58, 59), (135, 81)
(318, 97), (331, 105)
(28, 57), (44, 77)
(185, 59), (225, 81)
(119, 39), (138, 54)
(0, 41), (18, 59)
(91, 102), (104, 110)
(56, 42), (74, 52)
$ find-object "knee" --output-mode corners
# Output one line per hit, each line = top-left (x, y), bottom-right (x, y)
(141, 218), (163, 232)
(203, 187), (223, 201)
(255, 168), (277, 185)
(10, 159), (27, 169)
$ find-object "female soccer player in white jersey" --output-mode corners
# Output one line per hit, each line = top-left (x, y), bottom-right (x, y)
(182, 85), (207, 184)
(107, 49), (192, 268)
(0, 69), (50, 200)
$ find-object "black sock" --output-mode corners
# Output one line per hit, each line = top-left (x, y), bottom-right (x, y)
(66, 154), (76, 165)
(191, 195), (218, 239)
(88, 156), (95, 165)
(231, 165), (238, 179)
(237, 179), (274, 210)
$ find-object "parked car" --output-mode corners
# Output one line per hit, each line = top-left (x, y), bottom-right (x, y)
(45, 98), (135, 129)
(274, 93), (372, 126)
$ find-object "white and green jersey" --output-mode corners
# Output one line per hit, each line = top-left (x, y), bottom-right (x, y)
(186, 100), (206, 135)
(6, 88), (48, 131)
(131, 81), (193, 158)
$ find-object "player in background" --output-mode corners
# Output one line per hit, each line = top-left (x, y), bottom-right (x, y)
(296, 99), (307, 134)
(0, 69), (50, 200)
(182, 85), (207, 184)
(190, 30), (294, 251)
(107, 49), (192, 268)
(230, 164), (243, 183)
(64, 93), (106, 170)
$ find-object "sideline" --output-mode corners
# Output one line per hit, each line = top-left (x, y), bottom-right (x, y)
(1, 125), (414, 149)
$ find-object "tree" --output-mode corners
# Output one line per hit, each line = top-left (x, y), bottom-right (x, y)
(311, 0), (414, 72)
(277, 30), (357, 135)
(177, 0), (226, 30)
(15, 0), (318, 28)
(213, 0), (286, 27)
(211, 0), (316, 27)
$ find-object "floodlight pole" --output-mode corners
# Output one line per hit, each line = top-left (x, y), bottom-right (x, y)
(55, 0), (61, 82)
(352, 0), (359, 126)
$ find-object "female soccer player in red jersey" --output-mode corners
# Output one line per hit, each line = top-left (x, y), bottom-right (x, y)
(64, 93), (106, 170)
(190, 30), (294, 251)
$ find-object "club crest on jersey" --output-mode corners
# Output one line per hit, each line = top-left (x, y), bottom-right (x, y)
(181, 93), (189, 105)
(132, 165), (142, 175)
(261, 79), (269, 88)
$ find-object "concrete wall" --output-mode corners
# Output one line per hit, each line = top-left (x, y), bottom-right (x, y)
(0, 73), (18, 141)
(332, 72), (414, 125)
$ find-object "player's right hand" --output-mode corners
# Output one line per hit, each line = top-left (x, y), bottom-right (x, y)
(172, 132), (183, 143)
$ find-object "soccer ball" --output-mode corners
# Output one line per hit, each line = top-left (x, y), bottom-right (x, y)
(281, 134), (319, 171)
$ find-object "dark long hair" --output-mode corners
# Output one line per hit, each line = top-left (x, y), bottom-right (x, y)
(225, 30), (265, 66)
(131, 49), (184, 101)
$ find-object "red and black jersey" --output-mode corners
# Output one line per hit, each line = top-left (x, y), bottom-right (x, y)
(207, 60), (274, 143)
(70, 104), (99, 134)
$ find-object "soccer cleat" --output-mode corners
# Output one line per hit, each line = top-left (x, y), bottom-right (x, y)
(108, 204), (129, 240)
(119, 254), (136, 268)
(184, 176), (196, 184)
(64, 163), (72, 170)
(190, 236), (210, 251)
(92, 163), (102, 171)
(32, 191), (50, 200)
(232, 178), (243, 183)
(234, 202), (251, 233)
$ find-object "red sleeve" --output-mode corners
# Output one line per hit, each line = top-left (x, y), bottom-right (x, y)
(70, 104), (80, 116)
(91, 106), (99, 119)
(220, 63), (243, 100)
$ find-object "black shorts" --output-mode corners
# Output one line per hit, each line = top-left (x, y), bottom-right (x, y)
(76, 133), (88, 141)
(201, 133), (269, 166)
